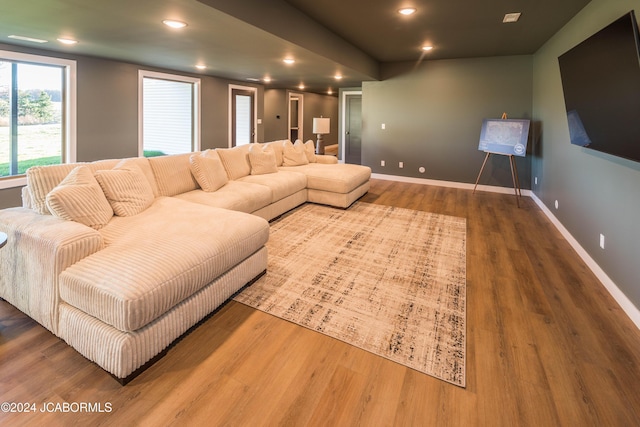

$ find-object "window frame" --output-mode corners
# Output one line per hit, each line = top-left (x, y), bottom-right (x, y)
(0, 50), (76, 189)
(138, 70), (201, 157)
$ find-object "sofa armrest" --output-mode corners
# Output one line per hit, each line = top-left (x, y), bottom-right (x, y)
(0, 208), (104, 334)
(316, 155), (339, 164)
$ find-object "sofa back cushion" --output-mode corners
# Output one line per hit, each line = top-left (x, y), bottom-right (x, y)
(27, 159), (120, 215)
(148, 153), (199, 197)
(45, 166), (114, 229)
(216, 144), (253, 180)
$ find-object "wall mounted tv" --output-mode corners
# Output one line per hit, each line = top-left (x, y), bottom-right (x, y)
(558, 10), (640, 163)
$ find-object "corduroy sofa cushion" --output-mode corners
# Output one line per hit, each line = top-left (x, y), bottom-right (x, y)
(59, 197), (269, 332)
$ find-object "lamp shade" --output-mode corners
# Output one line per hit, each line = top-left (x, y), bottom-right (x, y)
(312, 117), (330, 134)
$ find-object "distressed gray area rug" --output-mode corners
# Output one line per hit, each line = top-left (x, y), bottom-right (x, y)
(234, 202), (467, 387)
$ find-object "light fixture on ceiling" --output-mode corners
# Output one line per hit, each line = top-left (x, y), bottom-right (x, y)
(195, 64), (207, 70)
(327, 89), (333, 95)
(503, 13), (521, 23)
(8, 35), (48, 44)
(298, 84), (305, 90)
(57, 38), (78, 45)
(162, 19), (188, 29)
(263, 76), (272, 83)
(398, 7), (417, 16)
(334, 74), (343, 80)
(422, 45), (434, 52)
(283, 58), (295, 65)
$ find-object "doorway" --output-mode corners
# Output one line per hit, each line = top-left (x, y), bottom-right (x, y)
(343, 92), (362, 164)
(288, 92), (304, 142)
(229, 85), (256, 147)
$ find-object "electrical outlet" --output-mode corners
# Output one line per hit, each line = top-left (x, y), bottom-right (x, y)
(600, 234), (605, 249)
(419, 166), (425, 173)
(381, 160), (385, 167)
(399, 162), (404, 168)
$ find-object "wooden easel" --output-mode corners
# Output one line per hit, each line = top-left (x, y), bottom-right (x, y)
(472, 113), (522, 207)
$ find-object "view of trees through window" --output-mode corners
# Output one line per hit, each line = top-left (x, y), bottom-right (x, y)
(0, 61), (63, 177)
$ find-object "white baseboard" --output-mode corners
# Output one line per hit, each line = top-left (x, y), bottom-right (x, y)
(370, 172), (532, 196)
(529, 193), (640, 330)
(371, 172), (640, 330)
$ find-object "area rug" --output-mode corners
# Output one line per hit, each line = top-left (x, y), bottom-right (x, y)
(233, 202), (467, 387)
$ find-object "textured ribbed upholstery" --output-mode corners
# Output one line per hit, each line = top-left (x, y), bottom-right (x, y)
(148, 153), (199, 197)
(59, 197), (269, 332)
(27, 159), (120, 215)
(280, 163), (371, 194)
(238, 171), (307, 203)
(0, 207), (103, 334)
(173, 181), (272, 214)
(58, 247), (267, 379)
(216, 144), (253, 180)
(94, 164), (155, 216)
(45, 166), (114, 229)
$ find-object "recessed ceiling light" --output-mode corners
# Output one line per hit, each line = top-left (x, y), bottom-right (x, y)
(422, 45), (434, 51)
(163, 19), (187, 29)
(8, 35), (48, 44)
(263, 76), (272, 83)
(298, 84), (305, 90)
(57, 38), (78, 45)
(195, 64), (206, 70)
(398, 7), (417, 16)
(503, 13), (521, 23)
(327, 89), (333, 95)
(334, 74), (343, 80)
(283, 58), (295, 65)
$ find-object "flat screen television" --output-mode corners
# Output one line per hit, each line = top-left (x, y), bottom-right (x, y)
(558, 10), (640, 163)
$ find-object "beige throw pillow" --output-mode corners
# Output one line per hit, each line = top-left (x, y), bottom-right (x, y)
(189, 150), (229, 192)
(282, 140), (309, 166)
(216, 145), (252, 180)
(94, 164), (155, 216)
(303, 140), (317, 163)
(249, 144), (278, 175)
(46, 166), (114, 229)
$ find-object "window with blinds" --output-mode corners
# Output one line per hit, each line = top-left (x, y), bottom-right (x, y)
(139, 71), (200, 157)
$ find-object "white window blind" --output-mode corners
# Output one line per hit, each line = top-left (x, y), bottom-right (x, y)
(142, 75), (198, 156)
(235, 94), (251, 146)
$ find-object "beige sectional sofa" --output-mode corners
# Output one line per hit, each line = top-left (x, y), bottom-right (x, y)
(0, 140), (370, 383)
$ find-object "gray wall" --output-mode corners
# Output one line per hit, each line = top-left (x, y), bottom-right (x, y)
(532, 0), (640, 309)
(262, 89), (338, 146)
(0, 43), (263, 208)
(361, 56), (533, 188)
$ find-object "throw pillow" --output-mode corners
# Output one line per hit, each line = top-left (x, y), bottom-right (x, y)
(94, 164), (155, 216)
(46, 166), (114, 229)
(302, 140), (317, 163)
(216, 145), (252, 180)
(248, 144), (278, 175)
(282, 140), (309, 166)
(189, 150), (229, 192)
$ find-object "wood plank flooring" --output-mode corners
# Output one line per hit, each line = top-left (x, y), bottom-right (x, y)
(2, 179), (640, 426)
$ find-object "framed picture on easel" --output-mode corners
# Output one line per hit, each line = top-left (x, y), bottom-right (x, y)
(478, 118), (530, 157)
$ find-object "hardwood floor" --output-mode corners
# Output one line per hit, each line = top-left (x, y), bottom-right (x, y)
(2, 178), (640, 426)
